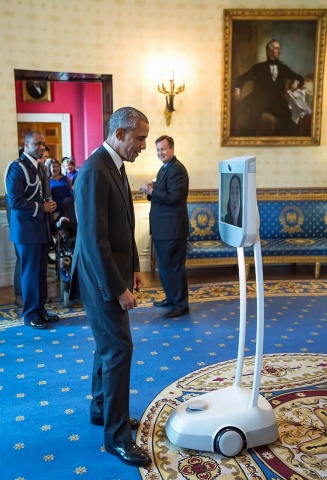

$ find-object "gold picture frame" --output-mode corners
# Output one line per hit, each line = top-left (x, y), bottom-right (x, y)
(22, 81), (51, 102)
(221, 9), (327, 146)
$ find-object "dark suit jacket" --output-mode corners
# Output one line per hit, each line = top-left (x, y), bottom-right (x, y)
(149, 156), (189, 240)
(5, 154), (50, 244)
(71, 146), (139, 307)
(234, 60), (304, 120)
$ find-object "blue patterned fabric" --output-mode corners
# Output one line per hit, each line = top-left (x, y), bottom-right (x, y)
(188, 240), (237, 259)
(187, 200), (327, 260)
(258, 200), (326, 239)
(188, 202), (220, 241)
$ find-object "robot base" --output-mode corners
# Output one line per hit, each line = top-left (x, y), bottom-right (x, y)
(166, 385), (279, 457)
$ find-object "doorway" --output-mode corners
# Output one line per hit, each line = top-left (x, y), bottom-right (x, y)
(17, 113), (71, 160)
(14, 70), (113, 161)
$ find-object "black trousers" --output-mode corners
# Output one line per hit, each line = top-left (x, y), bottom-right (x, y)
(16, 243), (49, 323)
(14, 246), (22, 297)
(153, 238), (188, 309)
(84, 301), (133, 446)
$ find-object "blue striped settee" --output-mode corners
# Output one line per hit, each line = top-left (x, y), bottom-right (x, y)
(186, 190), (327, 278)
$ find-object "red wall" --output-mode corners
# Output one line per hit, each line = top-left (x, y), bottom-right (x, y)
(15, 81), (103, 166)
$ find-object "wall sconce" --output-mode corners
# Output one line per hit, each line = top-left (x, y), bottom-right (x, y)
(158, 78), (185, 126)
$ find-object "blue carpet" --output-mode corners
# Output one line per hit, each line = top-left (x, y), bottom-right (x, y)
(0, 280), (326, 479)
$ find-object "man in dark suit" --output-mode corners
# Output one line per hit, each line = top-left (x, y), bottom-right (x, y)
(232, 39), (304, 136)
(71, 106), (151, 468)
(4, 131), (60, 329)
(141, 135), (189, 318)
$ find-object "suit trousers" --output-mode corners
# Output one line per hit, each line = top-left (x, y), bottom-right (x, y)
(14, 245), (22, 297)
(15, 243), (49, 323)
(85, 301), (134, 446)
(153, 238), (188, 309)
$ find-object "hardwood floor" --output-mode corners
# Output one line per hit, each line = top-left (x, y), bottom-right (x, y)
(0, 264), (325, 306)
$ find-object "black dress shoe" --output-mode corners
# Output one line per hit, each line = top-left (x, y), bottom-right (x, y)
(105, 440), (151, 467)
(40, 313), (60, 323)
(91, 416), (140, 430)
(153, 298), (170, 307)
(163, 306), (189, 318)
(24, 318), (47, 329)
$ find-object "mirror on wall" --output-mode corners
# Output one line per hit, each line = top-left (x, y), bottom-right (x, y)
(14, 69), (113, 166)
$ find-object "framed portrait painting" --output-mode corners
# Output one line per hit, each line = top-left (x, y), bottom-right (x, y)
(221, 9), (327, 146)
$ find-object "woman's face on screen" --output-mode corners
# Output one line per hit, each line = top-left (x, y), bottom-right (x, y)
(230, 176), (241, 219)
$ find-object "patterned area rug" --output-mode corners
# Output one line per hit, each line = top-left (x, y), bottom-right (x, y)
(1, 279), (326, 327)
(137, 353), (327, 480)
(1, 279), (326, 479)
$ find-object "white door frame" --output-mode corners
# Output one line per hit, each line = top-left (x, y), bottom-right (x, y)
(17, 113), (72, 157)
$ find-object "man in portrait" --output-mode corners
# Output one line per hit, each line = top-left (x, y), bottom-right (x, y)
(231, 39), (307, 137)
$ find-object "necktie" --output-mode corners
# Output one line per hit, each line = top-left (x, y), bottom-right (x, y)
(37, 162), (43, 178)
(156, 166), (164, 182)
(120, 163), (128, 192)
(37, 163), (51, 240)
(120, 163), (132, 220)
(37, 163), (44, 199)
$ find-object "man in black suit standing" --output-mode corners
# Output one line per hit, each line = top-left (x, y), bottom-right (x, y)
(232, 39), (304, 136)
(71, 107), (151, 468)
(141, 135), (189, 318)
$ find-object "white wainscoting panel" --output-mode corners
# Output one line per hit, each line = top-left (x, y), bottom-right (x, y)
(0, 210), (15, 288)
(134, 201), (151, 272)
(0, 201), (152, 288)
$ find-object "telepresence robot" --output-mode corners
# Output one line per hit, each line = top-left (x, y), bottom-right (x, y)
(166, 157), (279, 457)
